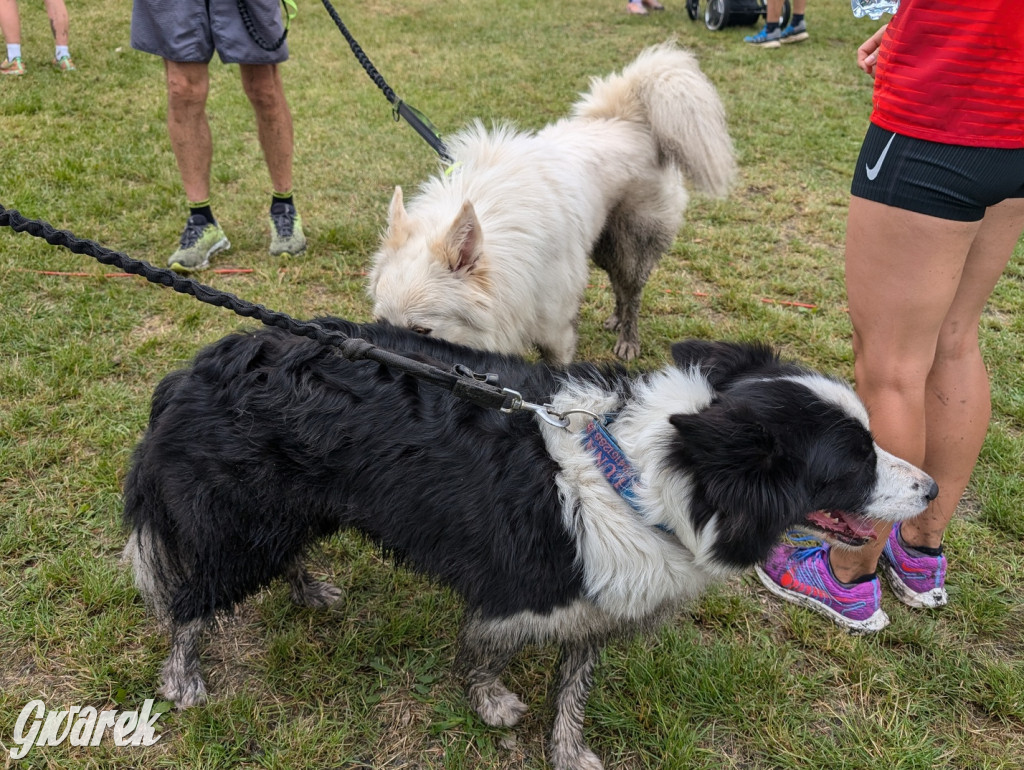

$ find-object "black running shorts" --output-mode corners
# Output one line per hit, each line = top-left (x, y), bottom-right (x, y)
(851, 122), (1024, 222)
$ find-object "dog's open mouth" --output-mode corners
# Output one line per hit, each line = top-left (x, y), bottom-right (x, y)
(803, 510), (878, 546)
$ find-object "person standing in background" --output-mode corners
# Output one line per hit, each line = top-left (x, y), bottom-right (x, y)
(743, 0), (808, 47)
(0, 0), (76, 75)
(131, 0), (307, 271)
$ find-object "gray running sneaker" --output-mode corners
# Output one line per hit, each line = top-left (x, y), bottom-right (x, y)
(168, 215), (230, 272)
(269, 201), (307, 257)
(780, 21), (809, 44)
(743, 26), (782, 48)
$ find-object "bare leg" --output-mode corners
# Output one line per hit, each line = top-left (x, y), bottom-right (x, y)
(0, 0), (21, 46)
(43, 0), (68, 46)
(548, 642), (603, 770)
(833, 196), (1024, 582)
(908, 199), (1024, 546)
(164, 60), (213, 204)
(239, 63), (294, 195)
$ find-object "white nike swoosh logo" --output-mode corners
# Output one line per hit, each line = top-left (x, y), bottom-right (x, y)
(865, 133), (896, 181)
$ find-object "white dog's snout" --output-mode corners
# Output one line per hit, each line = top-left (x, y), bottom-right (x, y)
(864, 446), (937, 521)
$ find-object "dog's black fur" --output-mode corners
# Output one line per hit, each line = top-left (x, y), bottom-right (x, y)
(123, 322), (935, 769)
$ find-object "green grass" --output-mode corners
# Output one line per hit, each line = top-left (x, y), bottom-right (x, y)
(2, 0), (1023, 767)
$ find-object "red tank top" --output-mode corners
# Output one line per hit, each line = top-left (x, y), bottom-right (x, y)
(871, 0), (1024, 148)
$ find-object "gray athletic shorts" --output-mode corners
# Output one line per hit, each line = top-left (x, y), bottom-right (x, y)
(131, 0), (289, 65)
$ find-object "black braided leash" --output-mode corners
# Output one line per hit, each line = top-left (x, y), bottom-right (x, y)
(0, 205), (521, 412)
(236, 0), (290, 52)
(318, 0), (454, 164)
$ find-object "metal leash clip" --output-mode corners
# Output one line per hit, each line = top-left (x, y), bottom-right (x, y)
(500, 389), (571, 429)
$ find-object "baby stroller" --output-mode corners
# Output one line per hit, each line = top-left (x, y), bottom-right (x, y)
(686, 0), (791, 31)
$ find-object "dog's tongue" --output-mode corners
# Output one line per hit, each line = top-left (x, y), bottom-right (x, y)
(806, 510), (878, 540)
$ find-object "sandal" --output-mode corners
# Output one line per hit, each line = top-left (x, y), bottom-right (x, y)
(627, 1), (648, 13)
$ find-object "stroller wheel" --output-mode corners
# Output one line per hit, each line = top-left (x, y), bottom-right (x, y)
(686, 0), (700, 20)
(704, 0), (729, 29)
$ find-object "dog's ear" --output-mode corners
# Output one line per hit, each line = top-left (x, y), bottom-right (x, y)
(385, 186), (411, 247)
(670, 340), (780, 390)
(669, 401), (807, 536)
(441, 201), (484, 275)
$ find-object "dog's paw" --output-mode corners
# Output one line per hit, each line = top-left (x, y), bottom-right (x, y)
(468, 680), (529, 727)
(158, 674), (207, 709)
(603, 314), (621, 332)
(613, 337), (640, 362)
(291, 579), (344, 609)
(549, 744), (604, 770)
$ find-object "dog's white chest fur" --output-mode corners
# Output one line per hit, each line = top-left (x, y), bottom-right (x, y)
(540, 368), (734, 620)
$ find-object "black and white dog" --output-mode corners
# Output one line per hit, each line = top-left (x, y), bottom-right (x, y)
(123, 320), (936, 770)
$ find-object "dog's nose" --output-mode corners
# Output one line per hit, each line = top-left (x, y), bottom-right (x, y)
(925, 480), (939, 502)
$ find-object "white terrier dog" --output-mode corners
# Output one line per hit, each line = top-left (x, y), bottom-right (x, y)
(369, 42), (736, 362)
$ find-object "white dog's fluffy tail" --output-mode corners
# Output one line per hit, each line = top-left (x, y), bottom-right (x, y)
(573, 41), (736, 198)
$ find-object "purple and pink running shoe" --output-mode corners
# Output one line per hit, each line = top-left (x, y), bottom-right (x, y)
(755, 542), (889, 633)
(879, 522), (948, 608)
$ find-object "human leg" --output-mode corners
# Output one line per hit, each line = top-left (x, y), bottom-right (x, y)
(830, 197), (982, 582)
(164, 59), (230, 270)
(239, 62), (294, 196)
(165, 59), (214, 203)
(831, 196), (1024, 583)
(0, 0), (21, 45)
(43, 0), (73, 69)
(745, 0), (784, 46)
(42, 0), (69, 45)
(781, 0), (809, 43)
(239, 62), (306, 256)
(902, 198), (1024, 547)
(0, 0), (24, 74)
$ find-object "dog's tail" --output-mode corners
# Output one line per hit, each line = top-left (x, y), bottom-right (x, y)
(573, 40), (736, 198)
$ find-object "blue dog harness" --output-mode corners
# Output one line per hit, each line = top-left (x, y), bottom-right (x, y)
(582, 416), (674, 535)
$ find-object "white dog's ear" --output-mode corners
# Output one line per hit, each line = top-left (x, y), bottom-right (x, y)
(442, 201), (483, 275)
(385, 186), (411, 246)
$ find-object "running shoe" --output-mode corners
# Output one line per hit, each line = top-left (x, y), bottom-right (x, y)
(53, 55), (76, 72)
(168, 214), (230, 272)
(744, 26), (782, 48)
(879, 522), (948, 608)
(755, 542), (889, 633)
(268, 201), (307, 257)
(1, 57), (26, 76)
(780, 21), (809, 44)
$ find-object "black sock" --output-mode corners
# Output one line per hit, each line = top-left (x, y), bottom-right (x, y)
(272, 191), (294, 210)
(766, 21), (779, 32)
(188, 200), (215, 224)
(899, 529), (944, 557)
(791, 14), (804, 26)
(826, 553), (876, 586)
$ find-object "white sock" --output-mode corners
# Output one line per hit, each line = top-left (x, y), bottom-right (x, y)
(55, 45), (70, 61)
(7, 44), (21, 61)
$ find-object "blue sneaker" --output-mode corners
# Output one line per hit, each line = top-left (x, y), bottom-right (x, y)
(755, 542), (889, 633)
(744, 26), (782, 48)
(780, 21), (809, 44)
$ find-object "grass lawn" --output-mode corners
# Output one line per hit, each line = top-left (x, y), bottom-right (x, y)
(1, 0), (1022, 767)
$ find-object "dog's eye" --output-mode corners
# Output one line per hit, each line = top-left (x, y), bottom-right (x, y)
(411, 326), (432, 336)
